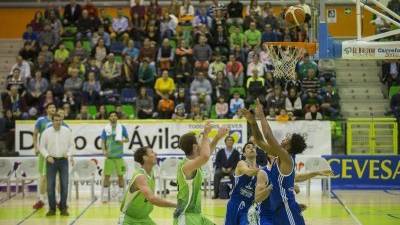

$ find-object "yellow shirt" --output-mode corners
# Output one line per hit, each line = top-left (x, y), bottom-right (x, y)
(154, 77), (176, 94)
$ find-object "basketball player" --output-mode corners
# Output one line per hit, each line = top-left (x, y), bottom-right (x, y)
(32, 103), (56, 209)
(101, 111), (129, 203)
(118, 146), (176, 225)
(241, 99), (307, 225)
(174, 122), (229, 225)
(225, 142), (272, 225)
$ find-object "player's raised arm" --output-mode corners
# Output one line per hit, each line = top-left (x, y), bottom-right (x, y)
(295, 170), (333, 183)
(134, 175), (176, 208)
(254, 170), (272, 203)
(210, 126), (230, 152)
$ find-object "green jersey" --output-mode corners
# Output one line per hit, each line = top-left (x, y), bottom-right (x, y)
(120, 168), (155, 220)
(101, 125), (128, 158)
(174, 159), (203, 218)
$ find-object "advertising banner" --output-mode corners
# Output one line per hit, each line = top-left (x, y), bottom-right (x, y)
(342, 41), (400, 59)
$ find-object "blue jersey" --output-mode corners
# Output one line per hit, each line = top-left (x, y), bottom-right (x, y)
(47, 121), (70, 130)
(258, 166), (273, 217)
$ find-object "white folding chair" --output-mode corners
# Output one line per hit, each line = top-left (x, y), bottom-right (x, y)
(201, 160), (213, 197)
(159, 157), (179, 198)
(304, 157), (332, 197)
(17, 159), (39, 198)
(69, 159), (97, 201)
(0, 159), (13, 198)
(153, 164), (161, 196)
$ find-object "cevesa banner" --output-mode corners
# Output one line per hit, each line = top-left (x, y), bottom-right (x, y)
(323, 155), (400, 190)
(265, 120), (332, 155)
(15, 120), (248, 156)
(342, 40), (400, 59)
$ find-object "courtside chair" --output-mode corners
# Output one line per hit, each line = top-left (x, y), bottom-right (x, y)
(63, 40), (75, 51)
(82, 40), (92, 52)
(304, 157), (333, 197)
(210, 105), (218, 119)
(69, 159), (97, 201)
(17, 158), (40, 198)
(389, 85), (400, 98)
(88, 105), (97, 119)
(159, 157), (180, 198)
(201, 160), (214, 197)
(105, 105), (116, 114)
(229, 87), (246, 97)
(0, 159), (13, 198)
(122, 105), (136, 119)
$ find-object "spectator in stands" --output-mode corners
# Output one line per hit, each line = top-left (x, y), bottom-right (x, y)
(112, 8), (129, 38)
(63, 0), (82, 26)
(175, 40), (193, 62)
(77, 10), (95, 41)
(172, 103), (187, 120)
(10, 56), (31, 80)
(35, 55), (51, 79)
(244, 22), (262, 50)
(98, 8), (112, 33)
(179, 0), (196, 24)
(101, 53), (122, 89)
(189, 104), (206, 121)
(265, 72), (277, 96)
(68, 55), (86, 77)
(212, 25), (229, 57)
(193, 35), (212, 71)
(38, 44), (54, 64)
(208, 55), (226, 80)
(50, 56), (68, 83)
(71, 41), (89, 60)
(122, 40), (139, 61)
(157, 94), (175, 119)
(276, 108), (291, 121)
(263, 8), (279, 30)
(192, 6), (213, 29)
(115, 105), (128, 119)
(92, 26), (111, 48)
(285, 88), (303, 118)
(259, 45), (273, 73)
(246, 69), (265, 105)
(44, 2), (61, 20)
(2, 110), (16, 154)
(208, 0), (226, 18)
(19, 42), (37, 63)
(92, 38), (109, 65)
(246, 54), (264, 77)
(305, 104), (322, 120)
(285, 73), (302, 95)
(130, 0), (146, 19)
(147, 0), (162, 19)
(190, 71), (213, 111)
(213, 71), (230, 101)
(175, 56), (193, 87)
(22, 25), (39, 47)
(212, 9), (227, 32)
(227, 0), (244, 25)
(303, 90), (321, 112)
(298, 53), (318, 79)
(261, 24), (278, 42)
(39, 23), (59, 50)
(320, 83), (340, 119)
(266, 85), (286, 114)
(29, 11), (44, 33)
(39, 90), (59, 114)
(155, 70), (176, 100)
(82, 71), (101, 105)
(76, 105), (91, 120)
(120, 55), (138, 88)
(3, 85), (28, 119)
(145, 24), (160, 44)
(64, 68), (83, 95)
(302, 68), (321, 100)
(6, 68), (25, 93)
(382, 60), (400, 88)
(47, 77), (64, 101)
(226, 54), (244, 87)
(246, 0), (262, 17)
(136, 87), (154, 119)
(54, 43), (69, 63)
(62, 103), (75, 119)
(231, 45), (246, 64)
(230, 92), (245, 117)
(175, 88), (191, 113)
(213, 136), (240, 199)
(48, 10), (63, 37)
(96, 105), (107, 120)
(138, 57), (156, 88)
(168, 0), (180, 16)
(83, 0), (98, 18)
(139, 38), (157, 65)
(215, 96), (229, 119)
(390, 91), (400, 120)
(26, 71), (48, 106)
(229, 26), (245, 49)
(158, 38), (175, 71)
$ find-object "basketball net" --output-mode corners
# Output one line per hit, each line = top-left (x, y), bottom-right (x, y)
(264, 44), (306, 80)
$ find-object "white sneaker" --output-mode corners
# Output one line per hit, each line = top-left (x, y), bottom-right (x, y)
(101, 187), (109, 203)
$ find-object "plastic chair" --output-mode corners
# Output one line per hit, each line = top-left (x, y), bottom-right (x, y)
(17, 159), (40, 198)
(115, 55), (123, 64)
(63, 40), (74, 51)
(201, 160), (214, 197)
(210, 105), (217, 119)
(389, 85), (400, 98)
(82, 40), (92, 52)
(229, 87), (246, 97)
(0, 159), (13, 198)
(159, 158), (180, 197)
(88, 105), (97, 119)
(105, 105), (116, 114)
(122, 105), (136, 119)
(68, 159), (97, 201)
(304, 157), (332, 197)
(121, 88), (137, 104)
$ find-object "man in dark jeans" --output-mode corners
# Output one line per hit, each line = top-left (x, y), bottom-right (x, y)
(213, 135), (240, 199)
(39, 113), (74, 216)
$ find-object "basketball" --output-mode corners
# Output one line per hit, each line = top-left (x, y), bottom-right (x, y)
(285, 6), (306, 26)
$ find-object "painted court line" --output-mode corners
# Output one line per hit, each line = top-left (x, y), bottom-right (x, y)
(69, 197), (98, 225)
(0, 193), (16, 205)
(383, 190), (400, 196)
(331, 191), (363, 225)
(15, 209), (39, 225)
(387, 214), (400, 220)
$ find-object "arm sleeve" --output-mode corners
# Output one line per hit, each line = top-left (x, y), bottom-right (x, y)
(100, 129), (107, 140)
(39, 130), (49, 158)
(122, 126), (129, 139)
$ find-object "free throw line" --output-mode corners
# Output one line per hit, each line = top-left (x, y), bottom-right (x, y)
(331, 191), (363, 225)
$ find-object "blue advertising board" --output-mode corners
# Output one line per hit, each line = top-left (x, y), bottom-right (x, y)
(322, 155), (400, 190)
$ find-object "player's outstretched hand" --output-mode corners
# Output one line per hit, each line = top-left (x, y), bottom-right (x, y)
(203, 121), (212, 135)
(216, 126), (230, 139)
(317, 170), (334, 177)
(239, 108), (255, 123)
(255, 98), (265, 119)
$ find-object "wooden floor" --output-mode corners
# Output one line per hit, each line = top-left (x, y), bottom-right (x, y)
(0, 188), (399, 225)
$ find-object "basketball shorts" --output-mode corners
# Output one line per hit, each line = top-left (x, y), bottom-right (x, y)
(272, 201), (305, 225)
(118, 213), (156, 225)
(38, 154), (47, 176)
(225, 199), (250, 225)
(104, 158), (126, 176)
(174, 213), (215, 225)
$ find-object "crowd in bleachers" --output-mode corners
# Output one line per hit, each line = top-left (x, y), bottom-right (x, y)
(0, 0), (342, 154)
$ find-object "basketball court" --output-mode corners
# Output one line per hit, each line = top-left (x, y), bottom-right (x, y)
(1, 187), (399, 225)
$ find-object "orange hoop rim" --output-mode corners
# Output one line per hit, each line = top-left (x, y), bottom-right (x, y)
(264, 42), (318, 55)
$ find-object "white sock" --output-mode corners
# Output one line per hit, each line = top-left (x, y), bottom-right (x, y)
(102, 187), (109, 202)
(118, 187), (124, 201)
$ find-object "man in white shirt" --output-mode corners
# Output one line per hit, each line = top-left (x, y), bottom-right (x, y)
(112, 8), (129, 37)
(40, 113), (74, 216)
(10, 56), (31, 80)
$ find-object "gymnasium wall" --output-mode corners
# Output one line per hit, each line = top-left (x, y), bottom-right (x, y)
(0, 5), (376, 39)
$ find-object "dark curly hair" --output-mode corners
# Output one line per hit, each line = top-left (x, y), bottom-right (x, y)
(179, 132), (198, 156)
(134, 146), (150, 165)
(289, 133), (307, 155)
